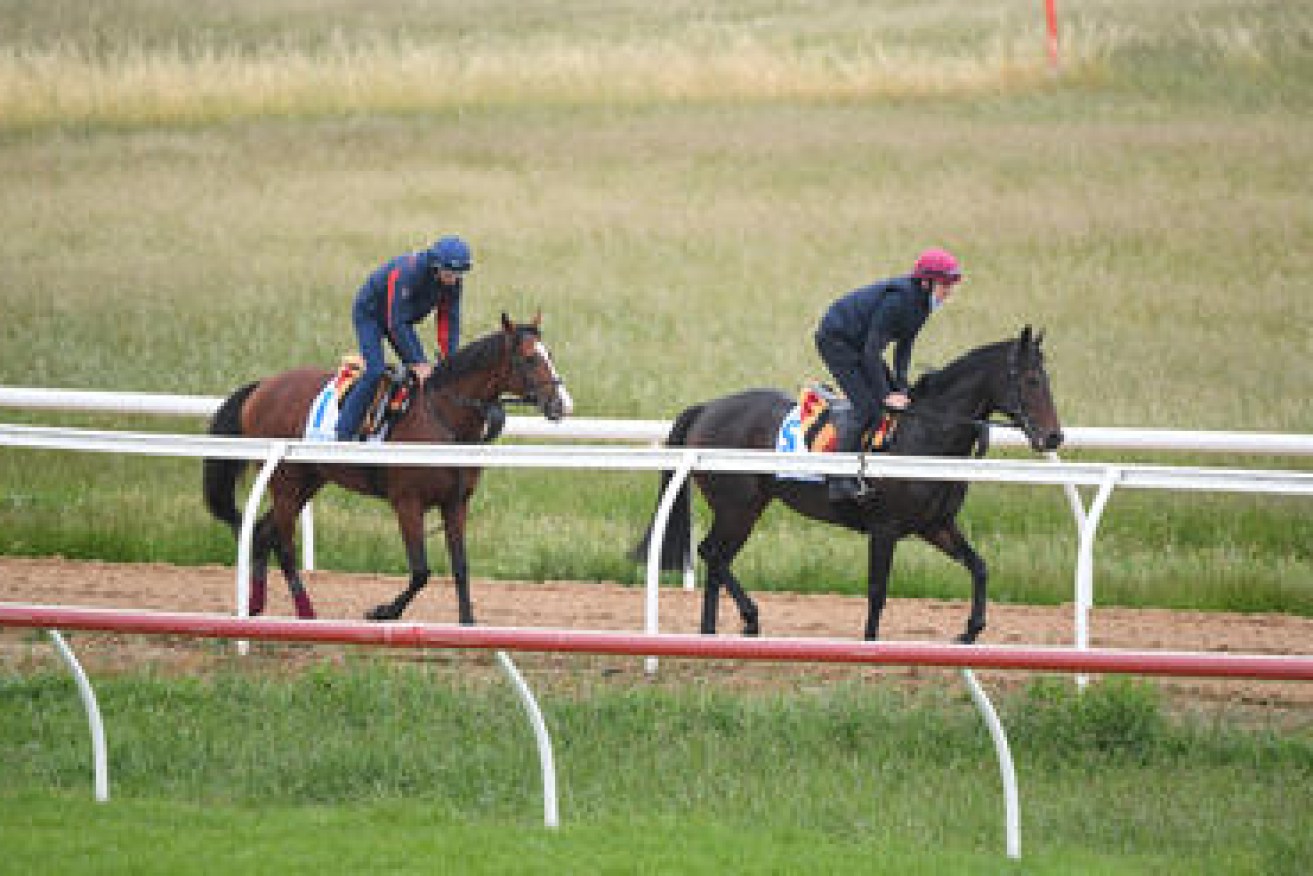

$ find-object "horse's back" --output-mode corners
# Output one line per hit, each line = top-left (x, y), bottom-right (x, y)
(241, 367), (333, 438)
(685, 388), (792, 451)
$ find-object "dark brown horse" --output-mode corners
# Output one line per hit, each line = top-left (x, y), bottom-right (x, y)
(635, 327), (1062, 643)
(203, 313), (572, 623)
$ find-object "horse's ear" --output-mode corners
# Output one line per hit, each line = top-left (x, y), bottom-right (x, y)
(1035, 327), (1045, 346)
(1020, 324), (1033, 345)
(532, 309), (542, 329)
(501, 312), (513, 333)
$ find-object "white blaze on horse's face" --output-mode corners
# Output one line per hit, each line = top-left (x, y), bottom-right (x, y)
(535, 338), (574, 419)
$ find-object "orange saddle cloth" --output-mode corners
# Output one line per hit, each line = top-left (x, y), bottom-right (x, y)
(792, 383), (898, 454)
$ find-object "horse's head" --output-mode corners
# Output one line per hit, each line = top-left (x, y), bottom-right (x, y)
(1003, 325), (1063, 452)
(501, 312), (574, 422)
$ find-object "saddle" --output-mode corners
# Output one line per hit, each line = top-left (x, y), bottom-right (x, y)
(795, 382), (898, 454)
(333, 355), (415, 439)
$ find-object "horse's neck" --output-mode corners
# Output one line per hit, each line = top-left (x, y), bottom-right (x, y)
(902, 366), (998, 456)
(425, 366), (506, 437)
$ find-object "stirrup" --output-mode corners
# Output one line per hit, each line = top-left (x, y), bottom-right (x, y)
(827, 475), (866, 503)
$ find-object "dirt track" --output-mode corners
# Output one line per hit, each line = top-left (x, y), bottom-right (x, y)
(2, 557), (1310, 715)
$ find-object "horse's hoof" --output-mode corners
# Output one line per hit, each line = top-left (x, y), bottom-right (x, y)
(365, 605), (397, 622)
(955, 631), (980, 645)
(742, 621), (760, 637)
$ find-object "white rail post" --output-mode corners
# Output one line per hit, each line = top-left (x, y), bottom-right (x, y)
(644, 450), (698, 675)
(1075, 468), (1121, 688)
(961, 669), (1020, 859)
(46, 630), (108, 802)
(1047, 449), (1090, 686)
(494, 651), (559, 828)
(300, 502), (315, 571)
(236, 442), (288, 655)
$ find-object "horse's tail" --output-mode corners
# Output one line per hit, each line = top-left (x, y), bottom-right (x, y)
(630, 403), (704, 572)
(203, 381), (259, 533)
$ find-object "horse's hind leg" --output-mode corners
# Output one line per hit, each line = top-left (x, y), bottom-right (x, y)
(919, 521), (988, 644)
(247, 512), (276, 616)
(697, 483), (768, 636)
(269, 468), (324, 619)
(699, 539), (760, 636)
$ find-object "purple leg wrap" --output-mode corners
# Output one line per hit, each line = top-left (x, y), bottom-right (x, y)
(292, 589), (315, 620)
(248, 578), (267, 616)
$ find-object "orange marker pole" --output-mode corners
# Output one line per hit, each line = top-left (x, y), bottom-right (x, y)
(1045, 0), (1060, 71)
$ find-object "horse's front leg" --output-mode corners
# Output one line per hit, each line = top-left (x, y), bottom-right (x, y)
(863, 529), (899, 641)
(920, 522), (988, 644)
(441, 499), (474, 626)
(366, 500), (431, 622)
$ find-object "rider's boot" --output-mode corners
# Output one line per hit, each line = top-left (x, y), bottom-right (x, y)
(827, 417), (866, 503)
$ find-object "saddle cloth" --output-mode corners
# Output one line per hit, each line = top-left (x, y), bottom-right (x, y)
(774, 383), (898, 481)
(304, 355), (413, 442)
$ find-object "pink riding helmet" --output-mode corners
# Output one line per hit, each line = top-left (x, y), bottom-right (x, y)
(912, 248), (962, 283)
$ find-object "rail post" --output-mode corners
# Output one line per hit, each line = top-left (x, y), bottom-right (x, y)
(1075, 468), (1121, 688)
(46, 630), (109, 802)
(236, 442), (288, 655)
(643, 450), (698, 675)
(494, 651), (559, 828)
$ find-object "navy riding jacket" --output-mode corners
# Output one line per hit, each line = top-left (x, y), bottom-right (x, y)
(351, 252), (462, 364)
(817, 275), (931, 398)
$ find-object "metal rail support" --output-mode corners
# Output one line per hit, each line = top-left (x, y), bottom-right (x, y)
(236, 442), (288, 655)
(643, 451), (697, 675)
(962, 668), (1020, 858)
(495, 651), (559, 828)
(46, 630), (109, 802)
(1075, 469), (1121, 688)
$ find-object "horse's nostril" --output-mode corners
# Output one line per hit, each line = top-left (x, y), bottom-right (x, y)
(1046, 431), (1064, 451)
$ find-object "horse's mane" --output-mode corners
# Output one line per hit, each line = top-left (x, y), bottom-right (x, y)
(911, 337), (1013, 399)
(426, 324), (539, 389)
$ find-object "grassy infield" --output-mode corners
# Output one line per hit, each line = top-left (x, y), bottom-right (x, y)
(1, 1), (1311, 872)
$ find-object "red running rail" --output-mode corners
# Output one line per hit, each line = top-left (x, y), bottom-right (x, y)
(2, 602), (1310, 681)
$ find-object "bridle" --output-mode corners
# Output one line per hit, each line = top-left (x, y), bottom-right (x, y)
(504, 330), (565, 412)
(420, 329), (562, 442)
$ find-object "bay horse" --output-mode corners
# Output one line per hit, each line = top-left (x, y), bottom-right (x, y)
(635, 326), (1062, 643)
(203, 313), (573, 623)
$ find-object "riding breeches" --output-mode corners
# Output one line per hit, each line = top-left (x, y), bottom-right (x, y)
(335, 316), (389, 441)
(814, 331), (890, 431)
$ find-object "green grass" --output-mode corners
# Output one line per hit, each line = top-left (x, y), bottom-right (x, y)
(0, 0), (1310, 613)
(2, 660), (1310, 874)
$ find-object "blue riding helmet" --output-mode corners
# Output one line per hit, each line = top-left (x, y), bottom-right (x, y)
(429, 235), (472, 273)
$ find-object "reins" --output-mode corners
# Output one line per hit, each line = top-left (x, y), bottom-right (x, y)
(891, 343), (1036, 458)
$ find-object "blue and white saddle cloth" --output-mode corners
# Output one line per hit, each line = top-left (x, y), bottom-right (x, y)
(303, 381), (389, 443)
(774, 405), (823, 483)
(304, 382), (342, 442)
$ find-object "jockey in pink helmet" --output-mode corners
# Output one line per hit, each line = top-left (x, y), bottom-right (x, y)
(814, 247), (963, 501)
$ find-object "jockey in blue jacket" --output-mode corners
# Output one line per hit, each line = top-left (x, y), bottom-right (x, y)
(814, 248), (963, 500)
(335, 235), (472, 441)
